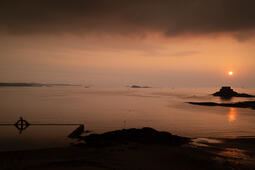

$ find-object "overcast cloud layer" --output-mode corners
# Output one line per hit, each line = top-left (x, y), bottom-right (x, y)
(1, 0), (255, 37)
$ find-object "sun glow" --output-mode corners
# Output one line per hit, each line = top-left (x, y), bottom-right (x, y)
(228, 71), (233, 76)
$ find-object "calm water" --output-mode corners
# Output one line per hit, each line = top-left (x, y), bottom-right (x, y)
(0, 86), (255, 151)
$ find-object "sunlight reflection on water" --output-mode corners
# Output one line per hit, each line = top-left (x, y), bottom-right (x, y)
(0, 87), (255, 150)
(228, 108), (237, 123)
(191, 138), (222, 147)
(219, 148), (249, 159)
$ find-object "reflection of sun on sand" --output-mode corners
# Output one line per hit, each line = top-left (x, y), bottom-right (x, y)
(219, 148), (249, 159)
(228, 108), (237, 122)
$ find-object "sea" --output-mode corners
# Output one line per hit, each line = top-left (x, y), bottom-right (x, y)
(0, 86), (255, 151)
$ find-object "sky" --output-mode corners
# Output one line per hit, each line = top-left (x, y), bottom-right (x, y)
(1, 0), (255, 87)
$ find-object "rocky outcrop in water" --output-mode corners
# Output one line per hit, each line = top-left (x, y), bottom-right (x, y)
(213, 86), (254, 99)
(130, 85), (150, 88)
(189, 101), (255, 110)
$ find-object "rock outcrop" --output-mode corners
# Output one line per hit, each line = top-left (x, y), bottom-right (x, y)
(189, 101), (255, 110)
(213, 86), (254, 99)
(83, 127), (190, 147)
(130, 85), (150, 88)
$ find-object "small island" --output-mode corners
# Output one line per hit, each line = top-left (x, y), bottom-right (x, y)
(130, 85), (151, 88)
(189, 86), (255, 110)
(213, 86), (254, 99)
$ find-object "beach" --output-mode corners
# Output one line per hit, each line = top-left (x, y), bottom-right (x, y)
(0, 128), (255, 170)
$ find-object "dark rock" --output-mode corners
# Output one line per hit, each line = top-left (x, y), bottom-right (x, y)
(130, 85), (150, 88)
(0, 83), (43, 87)
(68, 125), (84, 139)
(83, 127), (190, 147)
(189, 101), (255, 110)
(131, 85), (141, 88)
(213, 86), (254, 99)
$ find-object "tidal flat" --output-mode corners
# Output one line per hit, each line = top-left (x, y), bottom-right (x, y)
(0, 128), (255, 170)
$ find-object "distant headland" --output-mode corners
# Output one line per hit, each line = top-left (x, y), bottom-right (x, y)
(0, 82), (81, 87)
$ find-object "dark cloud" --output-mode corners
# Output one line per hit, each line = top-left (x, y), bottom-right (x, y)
(1, 0), (255, 37)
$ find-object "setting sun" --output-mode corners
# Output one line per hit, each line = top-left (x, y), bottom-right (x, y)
(228, 71), (233, 76)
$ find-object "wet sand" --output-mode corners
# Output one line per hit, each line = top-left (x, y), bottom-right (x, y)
(0, 132), (255, 170)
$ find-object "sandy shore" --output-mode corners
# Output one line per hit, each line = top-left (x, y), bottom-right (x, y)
(0, 129), (255, 170)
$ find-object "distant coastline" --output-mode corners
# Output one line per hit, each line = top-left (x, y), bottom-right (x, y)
(0, 82), (81, 87)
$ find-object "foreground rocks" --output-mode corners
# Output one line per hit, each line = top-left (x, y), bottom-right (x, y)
(82, 127), (190, 147)
(1, 128), (255, 170)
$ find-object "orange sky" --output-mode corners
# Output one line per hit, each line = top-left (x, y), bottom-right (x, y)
(0, 32), (255, 87)
(1, 1), (255, 87)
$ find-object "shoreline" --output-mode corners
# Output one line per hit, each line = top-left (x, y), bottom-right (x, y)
(0, 128), (255, 170)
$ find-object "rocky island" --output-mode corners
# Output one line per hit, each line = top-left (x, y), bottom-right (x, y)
(213, 86), (254, 99)
(189, 86), (255, 110)
(130, 85), (150, 88)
